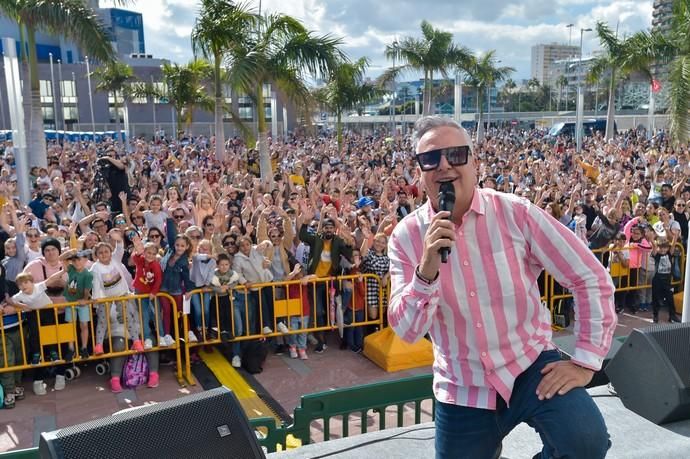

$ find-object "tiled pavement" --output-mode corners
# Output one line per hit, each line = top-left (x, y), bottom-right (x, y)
(0, 309), (659, 452)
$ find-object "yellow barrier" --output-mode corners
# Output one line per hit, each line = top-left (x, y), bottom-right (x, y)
(0, 293), (185, 386)
(181, 274), (387, 384)
(548, 243), (686, 326)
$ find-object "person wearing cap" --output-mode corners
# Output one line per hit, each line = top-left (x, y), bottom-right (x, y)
(297, 202), (354, 353)
(60, 249), (94, 360)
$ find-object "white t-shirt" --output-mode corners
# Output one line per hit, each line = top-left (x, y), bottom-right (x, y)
(12, 281), (52, 309)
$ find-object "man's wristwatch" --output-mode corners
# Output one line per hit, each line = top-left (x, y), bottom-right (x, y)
(415, 266), (438, 285)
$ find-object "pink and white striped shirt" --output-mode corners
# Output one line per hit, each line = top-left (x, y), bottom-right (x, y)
(387, 187), (617, 410)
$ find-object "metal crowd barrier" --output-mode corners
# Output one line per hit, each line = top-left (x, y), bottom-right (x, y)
(0, 293), (184, 386)
(180, 273), (387, 385)
(546, 243), (686, 329)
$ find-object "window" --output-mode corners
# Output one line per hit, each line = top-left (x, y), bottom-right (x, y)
(41, 106), (55, 127)
(63, 106), (78, 122)
(108, 91), (124, 105)
(39, 80), (53, 104)
(153, 82), (167, 103)
(130, 82), (147, 104)
(238, 95), (253, 121)
(109, 106), (124, 123)
(264, 103), (272, 122)
(61, 80), (77, 104)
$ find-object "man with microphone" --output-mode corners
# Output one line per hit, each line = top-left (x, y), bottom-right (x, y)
(388, 116), (616, 459)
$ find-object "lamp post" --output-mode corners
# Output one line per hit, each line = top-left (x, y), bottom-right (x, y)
(85, 56), (96, 137)
(575, 27), (591, 153)
(150, 74), (157, 142)
(48, 53), (58, 132)
(454, 72), (463, 122)
(566, 23), (574, 47)
(57, 59), (64, 136)
(389, 40), (398, 135)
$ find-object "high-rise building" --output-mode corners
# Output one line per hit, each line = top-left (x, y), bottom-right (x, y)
(651, 0), (674, 110)
(531, 43), (580, 85)
(0, 0), (145, 62)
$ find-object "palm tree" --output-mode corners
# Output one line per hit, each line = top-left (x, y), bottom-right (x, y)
(225, 13), (344, 183)
(527, 78), (541, 92)
(161, 60), (214, 135)
(461, 50), (514, 142)
(587, 21), (654, 140)
(91, 61), (134, 147)
(556, 75), (568, 111)
(314, 57), (381, 151)
(381, 21), (471, 116)
(629, 0), (690, 143)
(191, 0), (259, 161)
(0, 0), (117, 168)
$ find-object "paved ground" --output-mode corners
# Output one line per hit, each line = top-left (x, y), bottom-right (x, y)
(0, 308), (659, 452)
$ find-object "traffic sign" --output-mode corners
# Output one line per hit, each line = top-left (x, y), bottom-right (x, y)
(159, 97), (169, 104)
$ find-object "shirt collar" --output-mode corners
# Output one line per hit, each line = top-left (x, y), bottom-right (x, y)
(421, 187), (485, 225)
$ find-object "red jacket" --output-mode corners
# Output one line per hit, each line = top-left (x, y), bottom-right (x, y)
(132, 253), (163, 295)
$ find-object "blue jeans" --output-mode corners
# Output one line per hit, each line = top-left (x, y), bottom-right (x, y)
(434, 350), (610, 459)
(231, 291), (251, 357)
(191, 291), (212, 330)
(308, 282), (328, 327)
(287, 316), (309, 350)
(140, 297), (163, 341)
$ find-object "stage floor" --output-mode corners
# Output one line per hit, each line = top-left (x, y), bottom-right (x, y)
(268, 386), (690, 459)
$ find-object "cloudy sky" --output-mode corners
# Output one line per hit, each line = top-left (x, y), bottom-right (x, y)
(101, 0), (654, 82)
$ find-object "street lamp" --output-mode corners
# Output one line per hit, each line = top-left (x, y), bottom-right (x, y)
(566, 24), (574, 47)
(48, 53), (58, 132)
(575, 27), (592, 153)
(150, 74), (157, 142)
(57, 59), (63, 135)
(390, 40), (398, 135)
(85, 56), (96, 138)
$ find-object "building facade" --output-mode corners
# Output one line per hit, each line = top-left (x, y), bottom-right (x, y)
(531, 43), (580, 85)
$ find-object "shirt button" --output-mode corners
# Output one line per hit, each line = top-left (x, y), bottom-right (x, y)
(470, 291), (476, 297)
(458, 230), (463, 236)
(481, 352), (487, 357)
(463, 260), (469, 266)
(486, 369), (493, 374)
(476, 323), (482, 328)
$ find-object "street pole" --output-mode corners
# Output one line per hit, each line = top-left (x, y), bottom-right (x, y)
(150, 75), (157, 142)
(389, 43), (396, 135)
(566, 23), (574, 47)
(72, 71), (79, 127)
(454, 72), (462, 123)
(57, 59), (64, 136)
(85, 56), (96, 138)
(49, 53), (58, 132)
(575, 28), (591, 153)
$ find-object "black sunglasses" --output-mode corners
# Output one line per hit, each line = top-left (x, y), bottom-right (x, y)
(173, 215), (185, 220)
(416, 145), (470, 171)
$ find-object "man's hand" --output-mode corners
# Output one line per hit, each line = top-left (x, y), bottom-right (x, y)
(418, 211), (455, 280)
(536, 360), (594, 401)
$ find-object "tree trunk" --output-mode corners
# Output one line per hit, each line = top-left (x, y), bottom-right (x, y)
(113, 92), (123, 149)
(336, 110), (342, 152)
(476, 88), (485, 142)
(605, 69), (616, 141)
(27, 26), (47, 168)
(214, 54), (225, 162)
(256, 83), (272, 186)
(426, 70), (434, 115)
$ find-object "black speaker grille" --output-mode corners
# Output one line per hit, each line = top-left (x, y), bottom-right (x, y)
(645, 322), (690, 382)
(47, 388), (264, 459)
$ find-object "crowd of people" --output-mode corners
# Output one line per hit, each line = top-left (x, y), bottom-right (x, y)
(0, 120), (688, 410)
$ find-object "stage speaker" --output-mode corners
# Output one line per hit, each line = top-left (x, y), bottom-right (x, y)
(39, 387), (265, 459)
(605, 323), (690, 425)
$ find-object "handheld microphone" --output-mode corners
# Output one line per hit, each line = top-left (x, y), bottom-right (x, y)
(438, 181), (455, 264)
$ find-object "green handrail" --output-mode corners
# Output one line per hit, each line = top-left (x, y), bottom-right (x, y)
(0, 374), (435, 456)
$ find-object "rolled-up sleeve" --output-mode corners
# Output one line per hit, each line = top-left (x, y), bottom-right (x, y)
(387, 224), (440, 344)
(522, 202), (617, 371)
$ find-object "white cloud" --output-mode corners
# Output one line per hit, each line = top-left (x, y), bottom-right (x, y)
(98, 0), (654, 81)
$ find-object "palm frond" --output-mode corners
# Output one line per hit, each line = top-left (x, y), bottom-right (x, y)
(669, 54), (690, 144)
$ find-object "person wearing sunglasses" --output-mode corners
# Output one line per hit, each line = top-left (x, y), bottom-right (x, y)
(387, 116), (616, 459)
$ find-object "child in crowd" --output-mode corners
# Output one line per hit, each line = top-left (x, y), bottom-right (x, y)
(342, 249), (367, 353)
(60, 249), (93, 360)
(190, 239), (217, 341)
(285, 263), (315, 360)
(0, 266), (25, 408)
(210, 253), (244, 367)
(651, 239), (680, 323)
(131, 240), (164, 349)
(159, 218), (194, 345)
(90, 242), (143, 355)
(143, 195), (167, 233)
(2, 212), (28, 296)
(9, 271), (66, 395)
(607, 234), (630, 314)
(361, 232), (390, 322)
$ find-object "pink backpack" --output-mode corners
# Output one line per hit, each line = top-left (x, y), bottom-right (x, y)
(121, 353), (149, 388)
